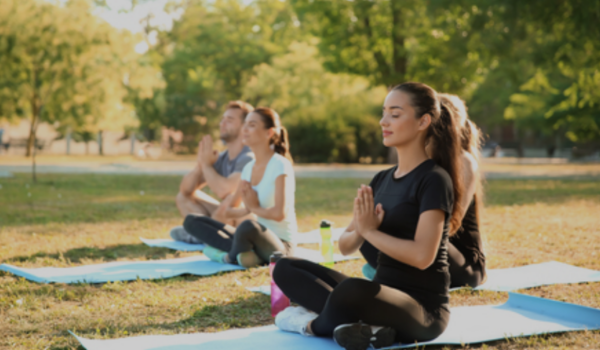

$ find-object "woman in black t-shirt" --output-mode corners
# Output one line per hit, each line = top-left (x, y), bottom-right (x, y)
(272, 82), (465, 350)
(360, 93), (486, 288)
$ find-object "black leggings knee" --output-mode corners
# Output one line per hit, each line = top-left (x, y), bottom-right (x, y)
(273, 257), (449, 343)
(183, 215), (292, 264)
(447, 243), (484, 288)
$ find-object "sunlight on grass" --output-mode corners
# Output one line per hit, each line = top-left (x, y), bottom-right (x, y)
(0, 173), (599, 349)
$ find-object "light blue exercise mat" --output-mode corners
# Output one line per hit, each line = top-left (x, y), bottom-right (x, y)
(141, 228), (346, 250)
(140, 237), (206, 252)
(0, 246), (356, 284)
(140, 237), (358, 264)
(70, 293), (600, 350)
(248, 261), (600, 296)
(0, 256), (244, 284)
(474, 261), (600, 292)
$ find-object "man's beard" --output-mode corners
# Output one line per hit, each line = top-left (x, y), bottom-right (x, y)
(220, 130), (239, 143)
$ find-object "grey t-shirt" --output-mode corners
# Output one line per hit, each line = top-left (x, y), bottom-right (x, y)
(213, 145), (254, 178)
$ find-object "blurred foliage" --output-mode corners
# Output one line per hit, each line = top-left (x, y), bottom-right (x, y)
(290, 0), (600, 149)
(243, 42), (387, 162)
(158, 0), (305, 151)
(0, 0), (162, 155)
(0, 0), (599, 159)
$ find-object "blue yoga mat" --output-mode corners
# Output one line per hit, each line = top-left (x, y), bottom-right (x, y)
(0, 246), (356, 284)
(71, 293), (600, 350)
(248, 261), (600, 296)
(474, 261), (600, 292)
(140, 238), (206, 252)
(0, 256), (244, 284)
(140, 238), (358, 264)
(144, 227), (345, 249)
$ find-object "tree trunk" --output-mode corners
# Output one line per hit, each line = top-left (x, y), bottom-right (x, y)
(26, 101), (40, 157)
(66, 130), (71, 155)
(97, 130), (104, 155)
(390, 1), (407, 81)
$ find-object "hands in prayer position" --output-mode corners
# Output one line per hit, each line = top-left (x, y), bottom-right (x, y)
(354, 185), (385, 238)
(241, 180), (260, 211)
(197, 135), (219, 167)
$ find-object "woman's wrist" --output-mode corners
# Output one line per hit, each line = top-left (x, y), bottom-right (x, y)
(361, 228), (378, 241)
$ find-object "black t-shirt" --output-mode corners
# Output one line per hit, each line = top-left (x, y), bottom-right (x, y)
(362, 200), (486, 273)
(449, 199), (486, 271)
(367, 159), (453, 308)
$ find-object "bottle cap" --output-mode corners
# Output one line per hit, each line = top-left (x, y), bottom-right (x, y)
(270, 251), (284, 263)
(320, 220), (331, 228)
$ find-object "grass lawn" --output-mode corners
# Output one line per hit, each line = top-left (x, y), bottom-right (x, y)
(0, 172), (599, 349)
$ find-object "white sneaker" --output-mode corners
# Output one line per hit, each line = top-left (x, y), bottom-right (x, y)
(169, 225), (203, 244)
(275, 306), (318, 336)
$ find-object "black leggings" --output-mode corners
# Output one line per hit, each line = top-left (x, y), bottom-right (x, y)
(361, 242), (484, 288)
(183, 215), (293, 264)
(447, 243), (484, 288)
(273, 257), (449, 343)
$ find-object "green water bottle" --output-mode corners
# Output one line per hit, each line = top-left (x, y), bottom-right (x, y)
(320, 220), (334, 268)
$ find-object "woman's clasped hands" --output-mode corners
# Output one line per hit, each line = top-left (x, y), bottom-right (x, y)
(241, 180), (260, 210)
(353, 185), (385, 238)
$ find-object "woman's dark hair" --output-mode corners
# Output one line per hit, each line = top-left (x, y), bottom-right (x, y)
(252, 107), (293, 163)
(392, 82), (464, 234)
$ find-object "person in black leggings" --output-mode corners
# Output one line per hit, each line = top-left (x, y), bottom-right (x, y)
(273, 82), (466, 350)
(184, 107), (298, 268)
(184, 216), (294, 266)
(360, 93), (486, 288)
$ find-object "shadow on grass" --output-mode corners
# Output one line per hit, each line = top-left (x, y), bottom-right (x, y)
(3, 243), (174, 265)
(66, 293), (272, 341)
(3, 174), (600, 229)
(0, 173), (182, 228)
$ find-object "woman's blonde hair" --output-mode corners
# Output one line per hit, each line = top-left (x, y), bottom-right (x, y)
(438, 93), (484, 230)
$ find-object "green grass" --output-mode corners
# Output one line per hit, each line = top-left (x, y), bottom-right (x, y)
(0, 173), (599, 349)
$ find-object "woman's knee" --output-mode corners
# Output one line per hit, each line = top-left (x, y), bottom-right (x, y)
(272, 257), (295, 285)
(183, 214), (200, 232)
(329, 278), (375, 307)
(235, 219), (261, 238)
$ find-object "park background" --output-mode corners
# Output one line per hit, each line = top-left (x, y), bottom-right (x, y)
(1, 0), (599, 161)
(1, 1), (600, 350)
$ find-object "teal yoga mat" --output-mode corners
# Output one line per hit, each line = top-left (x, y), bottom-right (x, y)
(474, 261), (600, 292)
(0, 256), (244, 284)
(142, 227), (345, 250)
(140, 238), (358, 263)
(70, 293), (600, 350)
(0, 247), (357, 284)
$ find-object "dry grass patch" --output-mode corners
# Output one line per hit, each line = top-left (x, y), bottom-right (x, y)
(0, 174), (599, 349)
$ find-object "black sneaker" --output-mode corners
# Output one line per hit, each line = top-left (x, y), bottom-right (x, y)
(333, 322), (396, 350)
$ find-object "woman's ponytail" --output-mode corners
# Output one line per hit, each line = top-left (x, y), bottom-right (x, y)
(273, 126), (293, 163)
(392, 83), (464, 235)
(437, 93), (484, 231)
(253, 107), (294, 163)
(429, 102), (464, 234)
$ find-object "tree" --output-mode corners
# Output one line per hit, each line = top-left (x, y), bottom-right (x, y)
(243, 42), (387, 163)
(159, 0), (305, 151)
(291, 0), (419, 87)
(501, 1), (600, 144)
(0, 0), (156, 156)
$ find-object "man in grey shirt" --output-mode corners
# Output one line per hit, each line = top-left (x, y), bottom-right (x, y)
(172, 101), (255, 243)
